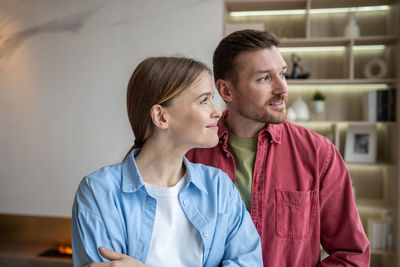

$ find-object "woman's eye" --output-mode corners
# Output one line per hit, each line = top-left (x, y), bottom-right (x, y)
(201, 97), (209, 104)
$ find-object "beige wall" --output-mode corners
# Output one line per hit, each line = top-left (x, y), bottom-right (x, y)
(0, 0), (224, 217)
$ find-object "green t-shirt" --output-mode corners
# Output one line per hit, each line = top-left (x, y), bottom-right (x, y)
(227, 130), (257, 212)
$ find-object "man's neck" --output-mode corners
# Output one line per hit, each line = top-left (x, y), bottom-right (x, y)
(224, 111), (265, 138)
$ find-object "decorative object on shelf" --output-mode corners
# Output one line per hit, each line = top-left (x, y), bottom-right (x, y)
(368, 215), (394, 251)
(286, 54), (310, 79)
(311, 90), (326, 115)
(344, 125), (377, 163)
(363, 56), (388, 79)
(343, 12), (360, 38)
(287, 107), (297, 121)
(291, 96), (310, 121)
(363, 89), (396, 122)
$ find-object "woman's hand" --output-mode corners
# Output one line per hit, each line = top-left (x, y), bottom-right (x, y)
(84, 247), (147, 267)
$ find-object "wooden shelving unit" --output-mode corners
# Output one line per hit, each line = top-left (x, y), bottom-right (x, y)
(224, 0), (399, 266)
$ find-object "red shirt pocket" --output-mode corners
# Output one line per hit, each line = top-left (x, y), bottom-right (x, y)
(275, 190), (317, 239)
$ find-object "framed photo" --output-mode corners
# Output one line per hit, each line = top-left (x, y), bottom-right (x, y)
(344, 125), (377, 163)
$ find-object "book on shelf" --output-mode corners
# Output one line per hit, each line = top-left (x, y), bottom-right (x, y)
(363, 89), (396, 122)
(367, 215), (394, 251)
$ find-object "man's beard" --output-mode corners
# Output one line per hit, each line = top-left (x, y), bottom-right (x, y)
(237, 95), (288, 124)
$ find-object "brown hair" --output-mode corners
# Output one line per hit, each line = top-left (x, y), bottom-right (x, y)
(124, 56), (210, 160)
(213, 30), (280, 83)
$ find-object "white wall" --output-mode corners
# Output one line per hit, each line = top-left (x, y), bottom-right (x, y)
(0, 0), (223, 217)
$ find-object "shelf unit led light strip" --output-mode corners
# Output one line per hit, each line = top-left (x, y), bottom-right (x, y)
(229, 5), (389, 17)
(288, 84), (389, 91)
(279, 45), (385, 53)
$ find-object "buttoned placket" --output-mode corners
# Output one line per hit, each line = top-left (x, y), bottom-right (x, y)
(178, 187), (211, 264)
(250, 132), (274, 235)
(220, 133), (236, 184)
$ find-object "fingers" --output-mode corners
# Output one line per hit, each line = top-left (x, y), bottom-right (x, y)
(99, 247), (129, 261)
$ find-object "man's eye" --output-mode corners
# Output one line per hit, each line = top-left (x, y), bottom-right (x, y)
(259, 76), (271, 82)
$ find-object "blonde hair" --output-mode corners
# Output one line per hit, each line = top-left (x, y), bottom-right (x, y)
(124, 57), (210, 160)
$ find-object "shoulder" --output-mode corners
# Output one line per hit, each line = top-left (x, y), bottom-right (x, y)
(185, 159), (236, 195)
(282, 121), (332, 148)
(187, 159), (231, 180)
(75, 162), (123, 212)
(82, 163), (122, 191)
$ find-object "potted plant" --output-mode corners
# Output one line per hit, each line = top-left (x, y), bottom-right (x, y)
(312, 90), (326, 115)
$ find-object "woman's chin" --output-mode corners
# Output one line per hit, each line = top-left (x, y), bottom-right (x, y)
(198, 137), (219, 149)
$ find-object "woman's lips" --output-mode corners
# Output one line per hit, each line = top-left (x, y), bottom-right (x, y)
(206, 124), (218, 130)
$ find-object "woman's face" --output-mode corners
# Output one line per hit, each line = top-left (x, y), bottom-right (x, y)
(164, 71), (222, 149)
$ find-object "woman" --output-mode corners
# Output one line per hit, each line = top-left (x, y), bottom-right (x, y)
(72, 57), (262, 267)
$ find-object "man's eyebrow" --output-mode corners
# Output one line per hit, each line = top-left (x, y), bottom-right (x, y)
(254, 66), (288, 74)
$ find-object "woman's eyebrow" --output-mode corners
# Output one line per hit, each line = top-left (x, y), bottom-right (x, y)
(196, 91), (213, 100)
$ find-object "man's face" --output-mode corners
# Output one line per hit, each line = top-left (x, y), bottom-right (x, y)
(228, 47), (288, 124)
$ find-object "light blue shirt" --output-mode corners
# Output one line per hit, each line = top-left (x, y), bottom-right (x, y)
(72, 149), (262, 267)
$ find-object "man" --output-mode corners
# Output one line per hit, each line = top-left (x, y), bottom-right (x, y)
(186, 30), (370, 266)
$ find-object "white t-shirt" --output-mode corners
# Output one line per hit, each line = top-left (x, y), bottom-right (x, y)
(144, 174), (203, 267)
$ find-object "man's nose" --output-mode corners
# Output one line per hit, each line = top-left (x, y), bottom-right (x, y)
(272, 76), (288, 95)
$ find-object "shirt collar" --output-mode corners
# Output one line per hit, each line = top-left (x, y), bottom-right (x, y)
(218, 110), (282, 144)
(122, 149), (207, 193)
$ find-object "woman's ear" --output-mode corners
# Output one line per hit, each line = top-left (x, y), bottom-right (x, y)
(150, 104), (168, 130)
(216, 79), (233, 103)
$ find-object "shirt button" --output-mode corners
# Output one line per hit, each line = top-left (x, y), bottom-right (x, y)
(183, 199), (189, 206)
(270, 140), (274, 144)
(219, 140), (223, 144)
(225, 153), (230, 158)
(203, 231), (209, 237)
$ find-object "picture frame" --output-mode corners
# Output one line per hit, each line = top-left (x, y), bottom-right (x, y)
(344, 125), (377, 163)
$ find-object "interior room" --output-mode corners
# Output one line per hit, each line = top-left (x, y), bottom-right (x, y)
(1, 0), (399, 266)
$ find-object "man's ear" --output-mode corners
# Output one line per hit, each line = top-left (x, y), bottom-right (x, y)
(150, 104), (168, 130)
(215, 79), (233, 103)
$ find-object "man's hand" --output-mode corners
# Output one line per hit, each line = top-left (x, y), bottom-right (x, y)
(84, 247), (147, 267)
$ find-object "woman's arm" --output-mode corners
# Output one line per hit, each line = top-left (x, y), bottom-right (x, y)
(72, 177), (126, 266)
(220, 178), (263, 266)
(83, 247), (146, 267)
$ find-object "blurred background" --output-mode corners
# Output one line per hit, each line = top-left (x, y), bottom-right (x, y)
(0, 0), (399, 266)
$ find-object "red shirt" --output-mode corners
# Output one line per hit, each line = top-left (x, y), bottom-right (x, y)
(186, 111), (370, 266)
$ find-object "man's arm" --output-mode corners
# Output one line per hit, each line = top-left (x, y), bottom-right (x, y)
(318, 143), (370, 266)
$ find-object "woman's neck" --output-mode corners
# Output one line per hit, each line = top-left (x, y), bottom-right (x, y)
(135, 138), (186, 187)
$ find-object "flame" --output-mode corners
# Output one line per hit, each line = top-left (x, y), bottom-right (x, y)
(57, 244), (72, 255)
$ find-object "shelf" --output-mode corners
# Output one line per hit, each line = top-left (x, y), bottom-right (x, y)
(294, 120), (396, 125)
(226, 0), (393, 11)
(371, 249), (396, 256)
(287, 79), (397, 84)
(356, 199), (394, 213)
(354, 35), (399, 45)
(310, 0), (393, 9)
(280, 36), (398, 47)
(346, 162), (395, 168)
(225, 0), (306, 12)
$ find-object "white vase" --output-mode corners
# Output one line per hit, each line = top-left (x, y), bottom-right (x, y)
(287, 107), (297, 121)
(312, 100), (325, 115)
(292, 96), (310, 121)
(343, 12), (360, 38)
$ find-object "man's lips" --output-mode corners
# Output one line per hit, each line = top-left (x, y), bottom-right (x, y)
(268, 101), (286, 109)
